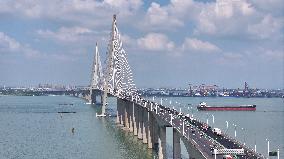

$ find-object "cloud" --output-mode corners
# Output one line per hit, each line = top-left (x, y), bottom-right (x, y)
(0, 32), (21, 52)
(121, 34), (137, 48)
(137, 33), (175, 51)
(216, 52), (244, 65)
(0, 0), (143, 27)
(261, 49), (284, 60)
(0, 32), (41, 58)
(193, 0), (284, 41)
(214, 0), (255, 18)
(142, 2), (184, 30)
(250, 0), (284, 16)
(248, 48), (284, 61)
(194, 0), (257, 36)
(103, 0), (143, 14)
(0, 0), (143, 16)
(217, 47), (284, 65)
(37, 26), (94, 43)
(0, 32), (76, 60)
(141, 0), (279, 41)
(133, 34), (220, 56)
(248, 15), (284, 39)
(182, 38), (220, 52)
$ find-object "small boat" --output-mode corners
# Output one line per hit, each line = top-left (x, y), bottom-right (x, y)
(197, 102), (256, 111)
(57, 111), (76, 113)
(96, 113), (107, 117)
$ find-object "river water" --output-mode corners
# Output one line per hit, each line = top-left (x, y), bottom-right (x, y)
(0, 96), (283, 159)
(0, 96), (152, 159)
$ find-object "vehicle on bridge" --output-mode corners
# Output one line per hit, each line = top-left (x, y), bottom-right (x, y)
(213, 128), (222, 135)
(202, 123), (209, 131)
(222, 154), (233, 159)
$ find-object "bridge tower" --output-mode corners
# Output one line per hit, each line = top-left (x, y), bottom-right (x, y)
(90, 42), (103, 104)
(98, 14), (137, 116)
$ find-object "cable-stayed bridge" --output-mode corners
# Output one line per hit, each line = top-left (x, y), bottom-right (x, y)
(87, 15), (265, 159)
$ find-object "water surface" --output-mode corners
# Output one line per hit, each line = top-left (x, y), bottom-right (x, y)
(0, 96), (152, 159)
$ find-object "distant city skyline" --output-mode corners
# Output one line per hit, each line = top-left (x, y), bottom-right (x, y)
(0, 0), (283, 89)
(0, 82), (282, 90)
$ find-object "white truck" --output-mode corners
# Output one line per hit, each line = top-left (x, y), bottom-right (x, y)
(213, 128), (222, 135)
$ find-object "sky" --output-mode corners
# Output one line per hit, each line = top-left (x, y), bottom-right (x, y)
(0, 0), (283, 89)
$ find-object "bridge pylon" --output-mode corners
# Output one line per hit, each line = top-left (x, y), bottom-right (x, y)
(90, 42), (103, 105)
(98, 14), (137, 117)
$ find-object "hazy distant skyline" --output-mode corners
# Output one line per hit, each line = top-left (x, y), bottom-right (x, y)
(0, 0), (283, 89)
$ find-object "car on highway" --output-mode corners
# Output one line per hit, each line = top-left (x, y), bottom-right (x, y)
(213, 128), (222, 135)
(210, 144), (218, 151)
(191, 127), (195, 133)
(200, 132), (205, 137)
(202, 123), (208, 131)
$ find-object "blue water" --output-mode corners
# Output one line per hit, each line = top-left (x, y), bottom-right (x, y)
(0, 96), (283, 158)
(0, 96), (152, 159)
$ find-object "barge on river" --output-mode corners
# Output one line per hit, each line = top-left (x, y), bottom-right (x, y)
(197, 102), (256, 111)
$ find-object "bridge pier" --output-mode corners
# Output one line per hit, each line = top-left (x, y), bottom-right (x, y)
(147, 111), (153, 149)
(142, 108), (148, 144)
(117, 99), (124, 126)
(152, 116), (159, 151)
(158, 126), (167, 159)
(124, 100), (129, 129)
(116, 109), (120, 124)
(128, 102), (134, 132)
(90, 89), (103, 104)
(173, 129), (181, 159)
(137, 106), (143, 140)
(133, 103), (138, 136)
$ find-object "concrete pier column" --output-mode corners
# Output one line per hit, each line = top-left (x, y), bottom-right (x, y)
(173, 129), (181, 159)
(100, 92), (103, 104)
(116, 110), (120, 124)
(120, 99), (125, 126)
(147, 111), (153, 149)
(117, 99), (122, 125)
(152, 118), (159, 150)
(90, 89), (95, 104)
(128, 102), (133, 132)
(158, 126), (167, 159)
(91, 89), (102, 104)
(142, 108), (148, 144)
(91, 93), (96, 104)
(124, 100), (129, 129)
(133, 103), (138, 136)
(137, 106), (143, 139)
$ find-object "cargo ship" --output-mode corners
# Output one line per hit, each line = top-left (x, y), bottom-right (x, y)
(197, 102), (256, 111)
